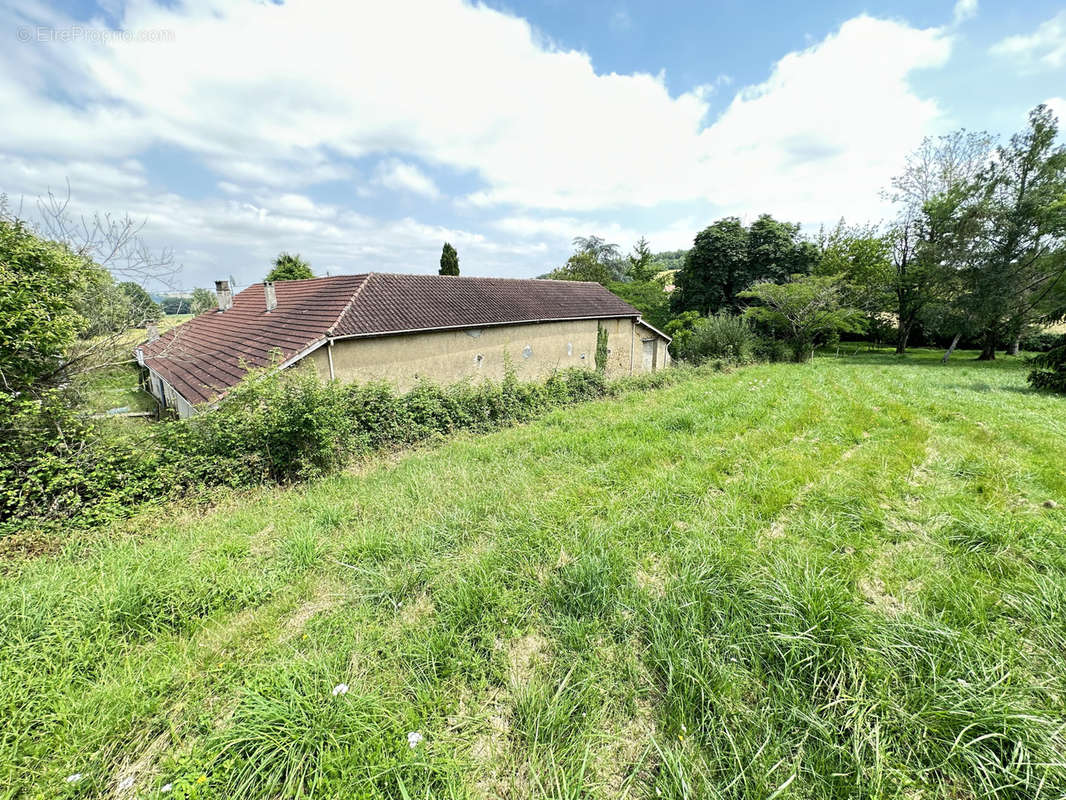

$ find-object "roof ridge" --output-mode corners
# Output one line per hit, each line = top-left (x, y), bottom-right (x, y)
(368, 272), (603, 286)
(326, 272), (373, 337)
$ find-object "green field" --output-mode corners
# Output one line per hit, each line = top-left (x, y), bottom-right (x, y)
(2, 350), (1064, 799)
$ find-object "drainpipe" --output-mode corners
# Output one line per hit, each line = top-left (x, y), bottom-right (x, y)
(327, 338), (336, 380)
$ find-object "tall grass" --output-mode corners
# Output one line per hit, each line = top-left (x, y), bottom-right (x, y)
(1, 349), (1064, 798)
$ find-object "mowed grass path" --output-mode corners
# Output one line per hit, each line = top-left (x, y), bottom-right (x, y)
(2, 351), (1065, 799)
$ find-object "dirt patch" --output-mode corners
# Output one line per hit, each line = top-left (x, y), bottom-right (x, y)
(507, 632), (548, 686)
(469, 687), (512, 764)
(635, 556), (668, 598)
(594, 697), (658, 798)
(397, 592), (434, 627)
(0, 529), (63, 566)
(858, 575), (905, 617)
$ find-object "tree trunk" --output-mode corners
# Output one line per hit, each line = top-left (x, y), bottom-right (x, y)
(895, 322), (913, 355)
(977, 329), (996, 361)
(941, 333), (961, 364)
(1006, 336), (1020, 356)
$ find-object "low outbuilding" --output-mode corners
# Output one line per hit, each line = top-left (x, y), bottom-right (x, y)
(136, 273), (671, 418)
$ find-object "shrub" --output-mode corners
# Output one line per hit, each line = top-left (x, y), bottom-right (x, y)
(0, 390), (181, 527)
(184, 366), (357, 484)
(754, 337), (792, 363)
(1020, 331), (1063, 353)
(1026, 335), (1066, 393)
(0, 364), (619, 533)
(679, 312), (758, 364)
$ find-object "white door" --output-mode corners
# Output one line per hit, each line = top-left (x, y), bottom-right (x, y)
(641, 339), (655, 371)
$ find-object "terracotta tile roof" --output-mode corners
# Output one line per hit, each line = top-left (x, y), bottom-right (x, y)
(330, 273), (639, 337)
(138, 273), (642, 407)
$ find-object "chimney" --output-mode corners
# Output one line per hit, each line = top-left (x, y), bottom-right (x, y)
(146, 323), (159, 342)
(264, 281), (277, 312)
(215, 280), (233, 311)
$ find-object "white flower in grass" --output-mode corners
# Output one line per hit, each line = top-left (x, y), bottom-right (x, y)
(66, 773), (83, 783)
(161, 784), (173, 793)
(407, 731), (424, 749)
(332, 683), (349, 696)
(117, 775), (135, 790)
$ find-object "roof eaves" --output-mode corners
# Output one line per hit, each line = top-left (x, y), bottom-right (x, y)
(636, 318), (672, 342)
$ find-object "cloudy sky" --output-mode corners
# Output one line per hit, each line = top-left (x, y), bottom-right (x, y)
(3, 0), (1065, 290)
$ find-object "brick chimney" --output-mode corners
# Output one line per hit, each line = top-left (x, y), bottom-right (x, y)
(215, 280), (233, 311)
(264, 281), (277, 312)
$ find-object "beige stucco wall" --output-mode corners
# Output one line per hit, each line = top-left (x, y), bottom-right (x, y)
(304, 317), (669, 391)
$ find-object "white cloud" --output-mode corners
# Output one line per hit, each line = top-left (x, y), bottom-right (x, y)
(0, 0), (959, 284)
(953, 0), (978, 25)
(991, 12), (1066, 71)
(374, 160), (440, 199)
(2, 1), (950, 218)
(692, 15), (950, 224)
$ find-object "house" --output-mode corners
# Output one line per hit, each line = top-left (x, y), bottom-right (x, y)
(136, 273), (671, 418)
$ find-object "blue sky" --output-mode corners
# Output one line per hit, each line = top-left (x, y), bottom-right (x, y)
(2, 0), (1064, 291)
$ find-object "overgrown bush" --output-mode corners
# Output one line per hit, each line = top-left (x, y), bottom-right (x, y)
(753, 336), (792, 363)
(1027, 335), (1066, 393)
(675, 312), (758, 364)
(0, 390), (179, 526)
(1020, 330), (1063, 353)
(0, 365), (617, 533)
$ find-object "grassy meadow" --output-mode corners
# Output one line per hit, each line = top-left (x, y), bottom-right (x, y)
(2, 350), (1065, 799)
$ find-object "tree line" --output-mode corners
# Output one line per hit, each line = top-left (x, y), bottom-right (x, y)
(546, 105), (1066, 370)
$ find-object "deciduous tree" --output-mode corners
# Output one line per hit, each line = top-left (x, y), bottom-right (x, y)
(740, 274), (866, 361)
(672, 215), (815, 316)
(267, 252), (313, 281)
(190, 287), (217, 314)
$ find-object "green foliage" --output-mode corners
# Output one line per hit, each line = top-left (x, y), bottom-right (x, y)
(594, 324), (608, 374)
(546, 235), (627, 284)
(186, 365), (359, 484)
(267, 253), (313, 282)
(118, 281), (162, 323)
(672, 214), (816, 316)
(0, 219), (85, 393)
(0, 365), (615, 531)
(190, 287), (217, 314)
(741, 273), (867, 361)
(74, 268), (135, 338)
(649, 248), (686, 273)
(663, 310), (704, 359)
(922, 106), (1066, 360)
(545, 251), (614, 285)
(677, 313), (758, 364)
(605, 280), (671, 330)
(160, 295), (192, 314)
(438, 242), (459, 276)
(0, 390), (178, 527)
(626, 236), (655, 281)
(1027, 334), (1066, 392)
(1019, 330), (1062, 352)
